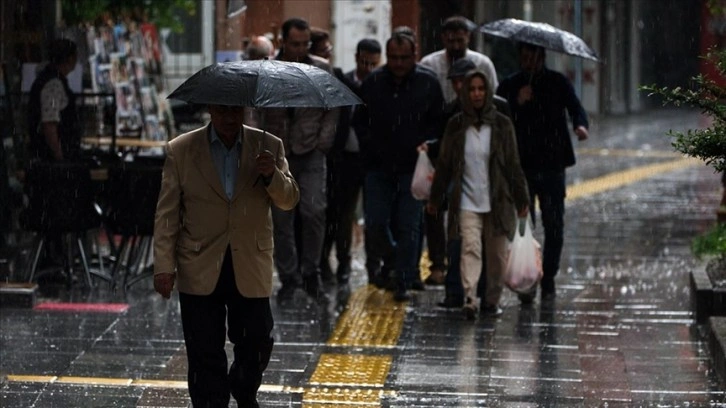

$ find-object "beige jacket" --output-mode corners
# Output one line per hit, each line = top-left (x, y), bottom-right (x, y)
(153, 124), (299, 297)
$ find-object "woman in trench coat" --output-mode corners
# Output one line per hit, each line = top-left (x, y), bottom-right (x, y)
(427, 70), (529, 320)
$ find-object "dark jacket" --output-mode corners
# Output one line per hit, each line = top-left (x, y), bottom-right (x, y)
(496, 66), (588, 172)
(354, 64), (445, 173)
(429, 71), (529, 240)
(27, 65), (82, 162)
(330, 69), (359, 154)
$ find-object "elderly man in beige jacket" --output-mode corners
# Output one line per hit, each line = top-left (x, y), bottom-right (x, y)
(153, 103), (299, 408)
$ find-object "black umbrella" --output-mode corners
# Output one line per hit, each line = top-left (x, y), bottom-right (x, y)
(167, 59), (362, 108)
(479, 18), (599, 62)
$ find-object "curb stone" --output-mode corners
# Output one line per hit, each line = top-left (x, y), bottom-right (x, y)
(709, 316), (726, 385)
(691, 265), (713, 324)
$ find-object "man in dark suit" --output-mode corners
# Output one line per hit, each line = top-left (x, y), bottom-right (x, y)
(321, 38), (382, 284)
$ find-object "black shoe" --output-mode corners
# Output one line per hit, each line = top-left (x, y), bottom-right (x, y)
(410, 279), (425, 291)
(540, 279), (556, 301)
(482, 304), (503, 317)
(384, 277), (398, 292)
(237, 400), (260, 408)
(463, 305), (477, 320)
(303, 276), (329, 303)
(518, 290), (536, 305)
(393, 288), (410, 302)
(541, 289), (556, 302)
(277, 284), (297, 302)
(438, 297), (464, 308)
(371, 274), (387, 289)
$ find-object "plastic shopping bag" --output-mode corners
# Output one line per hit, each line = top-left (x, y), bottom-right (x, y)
(505, 217), (543, 293)
(411, 150), (435, 200)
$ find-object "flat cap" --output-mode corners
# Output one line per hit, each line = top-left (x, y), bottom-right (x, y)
(447, 58), (476, 79)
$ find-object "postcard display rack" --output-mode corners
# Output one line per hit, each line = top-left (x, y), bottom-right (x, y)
(86, 21), (167, 142)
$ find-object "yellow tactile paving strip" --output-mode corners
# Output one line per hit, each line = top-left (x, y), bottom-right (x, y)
(567, 157), (701, 201)
(309, 354), (392, 387)
(326, 285), (406, 347)
(576, 147), (684, 158)
(306, 286), (404, 405)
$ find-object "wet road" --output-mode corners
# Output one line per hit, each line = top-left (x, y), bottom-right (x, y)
(1, 108), (725, 407)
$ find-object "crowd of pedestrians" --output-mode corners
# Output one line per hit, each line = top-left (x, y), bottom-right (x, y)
(233, 15), (590, 311)
(149, 15), (589, 407)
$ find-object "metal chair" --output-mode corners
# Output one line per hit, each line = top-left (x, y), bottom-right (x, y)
(104, 162), (162, 290)
(21, 161), (109, 287)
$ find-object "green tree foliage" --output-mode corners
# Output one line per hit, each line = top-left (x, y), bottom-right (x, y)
(693, 223), (726, 259)
(641, 49), (726, 173)
(61, 0), (196, 33)
(642, 0), (726, 258)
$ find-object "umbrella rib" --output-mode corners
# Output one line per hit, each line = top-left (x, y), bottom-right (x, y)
(296, 65), (329, 109)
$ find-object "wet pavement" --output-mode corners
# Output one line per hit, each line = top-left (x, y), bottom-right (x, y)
(1, 108), (726, 407)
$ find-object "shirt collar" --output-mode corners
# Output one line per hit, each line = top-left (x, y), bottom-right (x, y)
(209, 126), (242, 149)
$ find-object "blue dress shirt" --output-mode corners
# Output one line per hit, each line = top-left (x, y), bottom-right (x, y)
(209, 127), (242, 200)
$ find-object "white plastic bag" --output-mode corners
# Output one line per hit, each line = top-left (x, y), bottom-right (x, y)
(505, 217), (543, 293)
(411, 151), (435, 200)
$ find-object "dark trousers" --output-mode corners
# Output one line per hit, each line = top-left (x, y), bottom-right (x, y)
(364, 171), (422, 289)
(424, 210), (447, 272)
(525, 169), (566, 292)
(321, 152), (365, 276)
(179, 247), (274, 408)
(272, 150), (327, 285)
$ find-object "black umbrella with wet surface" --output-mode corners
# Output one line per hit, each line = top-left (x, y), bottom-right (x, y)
(479, 18), (599, 62)
(167, 59), (363, 108)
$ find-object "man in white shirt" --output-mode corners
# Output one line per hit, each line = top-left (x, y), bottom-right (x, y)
(418, 16), (498, 285)
(419, 16), (498, 104)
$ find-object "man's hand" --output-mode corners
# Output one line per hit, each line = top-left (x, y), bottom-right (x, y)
(154, 273), (175, 299)
(517, 205), (529, 218)
(255, 150), (275, 179)
(575, 126), (589, 141)
(517, 85), (533, 105)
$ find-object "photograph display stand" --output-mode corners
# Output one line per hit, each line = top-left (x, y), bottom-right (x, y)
(86, 20), (167, 145)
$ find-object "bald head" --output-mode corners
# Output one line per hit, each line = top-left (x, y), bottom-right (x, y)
(246, 36), (274, 60)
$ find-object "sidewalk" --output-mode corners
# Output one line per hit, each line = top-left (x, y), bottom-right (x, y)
(1, 108), (725, 407)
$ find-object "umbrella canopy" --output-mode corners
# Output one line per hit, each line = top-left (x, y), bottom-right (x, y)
(167, 59), (362, 108)
(479, 18), (599, 62)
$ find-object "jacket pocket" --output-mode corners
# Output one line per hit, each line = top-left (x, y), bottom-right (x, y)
(176, 236), (203, 252)
(256, 233), (274, 251)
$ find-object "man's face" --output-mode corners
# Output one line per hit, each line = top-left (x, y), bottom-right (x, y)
(519, 46), (543, 73)
(355, 50), (381, 78)
(442, 29), (469, 60)
(386, 40), (416, 80)
(208, 105), (245, 140)
(282, 27), (310, 62)
(59, 54), (78, 76)
(311, 39), (332, 60)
